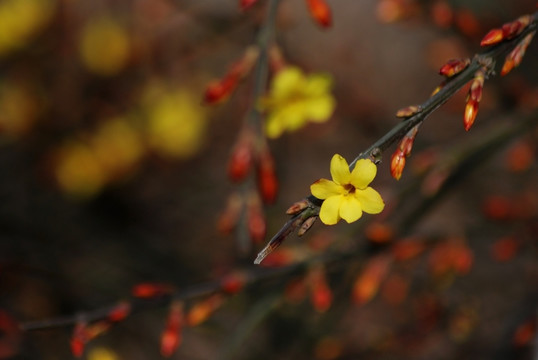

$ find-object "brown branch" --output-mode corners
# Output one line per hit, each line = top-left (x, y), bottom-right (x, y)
(254, 10), (538, 264)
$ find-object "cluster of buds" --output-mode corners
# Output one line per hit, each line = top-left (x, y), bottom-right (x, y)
(501, 31), (536, 76)
(480, 14), (532, 46)
(306, 0), (332, 28)
(204, 46), (260, 104)
(463, 68), (485, 131)
(390, 124), (420, 180)
(227, 131), (278, 203)
(70, 302), (131, 357)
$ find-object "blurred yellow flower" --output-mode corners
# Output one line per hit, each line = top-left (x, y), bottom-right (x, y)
(0, 83), (40, 137)
(91, 117), (144, 178)
(260, 66), (335, 138)
(87, 347), (119, 360)
(54, 141), (106, 198)
(311, 154), (384, 225)
(143, 84), (208, 159)
(79, 16), (130, 76)
(0, 0), (55, 56)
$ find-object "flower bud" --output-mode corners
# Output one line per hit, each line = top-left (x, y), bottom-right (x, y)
(463, 100), (479, 131)
(286, 199), (309, 215)
(501, 31), (535, 76)
(390, 150), (406, 180)
(306, 0), (332, 28)
(257, 147), (278, 204)
(439, 58), (470, 77)
(228, 139), (253, 182)
(239, 0), (258, 11)
(217, 193), (243, 234)
(298, 216), (317, 236)
(480, 28), (504, 46)
(395, 105), (420, 118)
(248, 195), (266, 243)
(160, 302), (183, 358)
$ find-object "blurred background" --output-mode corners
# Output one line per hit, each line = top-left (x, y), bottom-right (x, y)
(0, 0), (537, 359)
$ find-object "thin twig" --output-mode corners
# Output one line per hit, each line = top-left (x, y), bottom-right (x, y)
(254, 10), (538, 264)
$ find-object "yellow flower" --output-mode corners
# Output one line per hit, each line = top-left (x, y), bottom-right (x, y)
(311, 154), (384, 225)
(260, 66), (335, 138)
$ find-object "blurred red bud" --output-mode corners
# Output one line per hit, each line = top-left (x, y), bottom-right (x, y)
(239, 0), (258, 11)
(221, 272), (247, 294)
(306, 0), (332, 28)
(228, 140), (253, 182)
(132, 283), (174, 298)
(70, 323), (88, 358)
(257, 149), (278, 204)
(161, 302), (183, 357)
(107, 302), (131, 322)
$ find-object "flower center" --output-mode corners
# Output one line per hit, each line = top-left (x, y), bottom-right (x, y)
(343, 183), (356, 194)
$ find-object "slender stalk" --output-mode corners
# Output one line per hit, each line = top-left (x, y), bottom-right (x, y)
(254, 11), (538, 264)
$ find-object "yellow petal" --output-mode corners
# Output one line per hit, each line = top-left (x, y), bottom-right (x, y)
(319, 195), (343, 225)
(304, 73), (332, 96)
(271, 67), (304, 100)
(265, 113), (286, 138)
(330, 154), (351, 185)
(339, 195), (363, 223)
(304, 95), (335, 122)
(355, 187), (384, 214)
(350, 159), (377, 189)
(311, 179), (343, 199)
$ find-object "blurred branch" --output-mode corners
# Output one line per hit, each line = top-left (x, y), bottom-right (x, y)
(20, 109), (538, 334)
(254, 10), (538, 264)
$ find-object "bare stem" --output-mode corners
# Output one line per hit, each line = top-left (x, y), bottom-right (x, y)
(254, 10), (538, 264)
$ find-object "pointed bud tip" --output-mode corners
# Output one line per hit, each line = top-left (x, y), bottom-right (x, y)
(480, 28), (504, 46)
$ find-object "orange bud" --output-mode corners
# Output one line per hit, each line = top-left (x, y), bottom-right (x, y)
(107, 302), (131, 322)
(257, 148), (278, 204)
(501, 31), (535, 76)
(309, 267), (333, 312)
(480, 28), (504, 46)
(365, 222), (394, 244)
(482, 195), (513, 220)
(391, 238), (425, 261)
(390, 150), (405, 180)
(297, 216), (317, 236)
(161, 302), (183, 357)
(286, 199), (309, 215)
(463, 99), (478, 131)
(221, 272), (246, 294)
(501, 15), (531, 39)
(352, 255), (391, 305)
(439, 58), (470, 77)
(239, 0), (258, 11)
(430, 80), (446, 97)
(186, 294), (223, 326)
(217, 193), (243, 234)
(132, 283), (174, 298)
(513, 319), (537, 347)
(204, 75), (238, 104)
(70, 323), (88, 358)
(228, 140), (253, 182)
(306, 0), (332, 28)
(395, 105), (420, 118)
(247, 198), (266, 243)
(491, 236), (519, 262)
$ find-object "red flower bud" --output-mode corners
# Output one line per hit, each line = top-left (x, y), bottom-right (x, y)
(228, 140), (253, 182)
(257, 148), (278, 204)
(439, 58), (470, 77)
(107, 302), (131, 322)
(463, 100), (479, 131)
(390, 150), (406, 180)
(248, 206), (266, 244)
(132, 283), (174, 298)
(306, 0), (332, 28)
(480, 28), (504, 46)
(70, 323), (88, 358)
(161, 302), (183, 357)
(239, 0), (258, 11)
(395, 105), (420, 118)
(221, 272), (247, 294)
